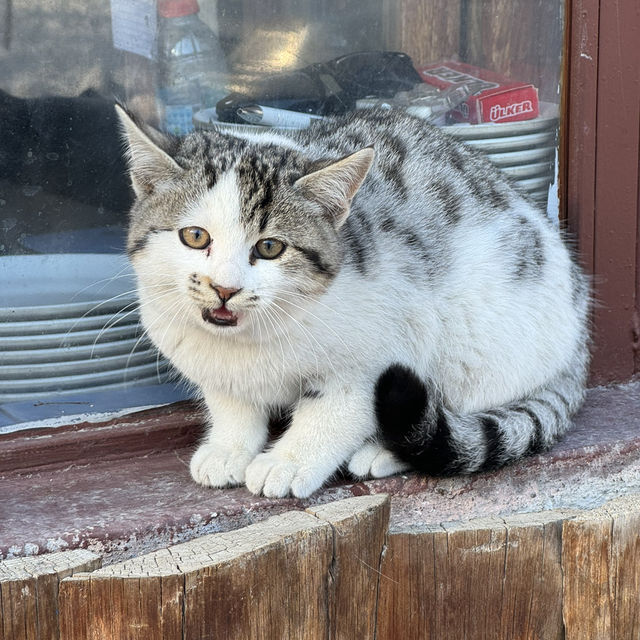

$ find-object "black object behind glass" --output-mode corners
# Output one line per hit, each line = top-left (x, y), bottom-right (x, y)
(216, 51), (422, 123)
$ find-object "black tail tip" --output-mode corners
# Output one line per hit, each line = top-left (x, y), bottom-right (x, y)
(375, 364), (428, 437)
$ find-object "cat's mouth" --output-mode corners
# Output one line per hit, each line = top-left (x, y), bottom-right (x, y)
(201, 306), (239, 327)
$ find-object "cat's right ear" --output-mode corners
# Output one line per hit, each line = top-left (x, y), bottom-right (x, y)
(115, 104), (184, 198)
(293, 147), (375, 229)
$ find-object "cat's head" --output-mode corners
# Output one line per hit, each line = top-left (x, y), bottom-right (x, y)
(116, 106), (373, 339)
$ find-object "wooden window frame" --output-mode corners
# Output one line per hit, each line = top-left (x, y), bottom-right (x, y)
(563, 0), (640, 384)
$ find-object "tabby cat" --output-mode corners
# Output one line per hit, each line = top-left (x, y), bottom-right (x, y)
(117, 106), (589, 498)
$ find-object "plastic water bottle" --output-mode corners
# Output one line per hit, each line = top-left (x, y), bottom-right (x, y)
(156, 0), (227, 135)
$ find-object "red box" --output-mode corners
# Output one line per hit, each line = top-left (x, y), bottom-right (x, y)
(417, 61), (539, 124)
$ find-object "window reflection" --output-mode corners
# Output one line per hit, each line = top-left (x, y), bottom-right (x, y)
(0, 0), (564, 428)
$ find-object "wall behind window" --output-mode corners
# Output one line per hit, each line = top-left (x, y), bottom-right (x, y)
(385, 0), (564, 102)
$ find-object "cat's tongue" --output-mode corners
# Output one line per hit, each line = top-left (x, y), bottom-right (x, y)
(202, 306), (238, 327)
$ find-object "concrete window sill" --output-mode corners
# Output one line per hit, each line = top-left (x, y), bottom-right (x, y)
(1, 380), (639, 563)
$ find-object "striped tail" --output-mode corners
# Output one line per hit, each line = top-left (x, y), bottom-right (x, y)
(375, 363), (587, 475)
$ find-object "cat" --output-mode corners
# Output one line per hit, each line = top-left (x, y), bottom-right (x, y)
(116, 105), (589, 498)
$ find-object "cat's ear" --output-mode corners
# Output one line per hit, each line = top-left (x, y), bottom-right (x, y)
(294, 147), (374, 228)
(115, 104), (184, 198)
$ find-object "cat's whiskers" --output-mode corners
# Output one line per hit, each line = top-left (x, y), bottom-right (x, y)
(151, 296), (191, 382)
(130, 289), (188, 346)
(69, 265), (135, 302)
(93, 286), (178, 357)
(254, 306), (291, 401)
(272, 288), (341, 315)
(271, 302), (331, 403)
(167, 296), (198, 387)
(259, 304), (305, 401)
(122, 294), (183, 374)
(269, 300), (326, 388)
(64, 293), (138, 340)
(89, 306), (143, 355)
(268, 291), (359, 371)
(67, 280), (175, 349)
(124, 292), (191, 382)
(67, 268), (167, 330)
(252, 303), (264, 366)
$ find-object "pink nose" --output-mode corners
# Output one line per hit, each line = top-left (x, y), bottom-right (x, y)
(212, 285), (241, 302)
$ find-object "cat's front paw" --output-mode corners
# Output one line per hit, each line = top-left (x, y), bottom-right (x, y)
(348, 442), (410, 479)
(245, 451), (326, 498)
(190, 442), (255, 488)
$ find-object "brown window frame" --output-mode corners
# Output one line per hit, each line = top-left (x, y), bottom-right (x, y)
(564, 0), (640, 385)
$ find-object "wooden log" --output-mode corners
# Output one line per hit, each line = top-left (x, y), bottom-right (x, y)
(307, 494), (390, 640)
(183, 511), (332, 640)
(59, 495), (390, 640)
(376, 510), (570, 640)
(0, 550), (100, 640)
(562, 509), (613, 638)
(562, 494), (640, 640)
(60, 511), (331, 640)
(375, 522), (441, 640)
(498, 512), (565, 639)
(8, 492), (637, 639)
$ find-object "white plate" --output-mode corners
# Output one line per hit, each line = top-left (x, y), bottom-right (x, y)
(0, 309), (139, 338)
(0, 296), (139, 323)
(0, 324), (142, 351)
(0, 337), (155, 365)
(528, 189), (551, 202)
(500, 161), (554, 180)
(0, 254), (137, 320)
(517, 176), (555, 191)
(485, 146), (556, 168)
(462, 131), (557, 153)
(0, 351), (163, 381)
(0, 361), (171, 395)
(0, 374), (172, 404)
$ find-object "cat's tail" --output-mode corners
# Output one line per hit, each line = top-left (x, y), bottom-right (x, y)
(375, 362), (587, 475)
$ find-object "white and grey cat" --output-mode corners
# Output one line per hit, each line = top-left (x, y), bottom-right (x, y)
(117, 105), (589, 498)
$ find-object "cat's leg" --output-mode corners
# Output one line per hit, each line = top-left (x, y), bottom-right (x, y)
(190, 391), (269, 488)
(244, 381), (375, 498)
(348, 441), (411, 479)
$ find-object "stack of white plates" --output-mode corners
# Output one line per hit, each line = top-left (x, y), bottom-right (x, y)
(445, 102), (558, 205)
(0, 254), (169, 404)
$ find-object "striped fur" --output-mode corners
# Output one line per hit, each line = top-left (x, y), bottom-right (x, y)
(117, 105), (590, 498)
(376, 362), (587, 475)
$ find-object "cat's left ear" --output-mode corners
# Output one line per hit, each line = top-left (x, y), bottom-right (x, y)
(115, 104), (184, 198)
(294, 147), (375, 228)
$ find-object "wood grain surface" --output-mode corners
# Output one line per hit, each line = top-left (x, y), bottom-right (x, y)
(0, 550), (100, 640)
(6, 493), (640, 638)
(58, 495), (389, 640)
(563, 495), (640, 640)
(376, 511), (568, 640)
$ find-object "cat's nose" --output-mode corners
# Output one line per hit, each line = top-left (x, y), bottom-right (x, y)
(212, 285), (241, 302)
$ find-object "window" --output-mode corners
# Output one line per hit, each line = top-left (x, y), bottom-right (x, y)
(0, 0), (567, 431)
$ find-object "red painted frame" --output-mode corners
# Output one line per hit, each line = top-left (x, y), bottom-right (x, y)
(564, 0), (640, 384)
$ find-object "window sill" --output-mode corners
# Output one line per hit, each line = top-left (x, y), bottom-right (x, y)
(1, 380), (639, 563)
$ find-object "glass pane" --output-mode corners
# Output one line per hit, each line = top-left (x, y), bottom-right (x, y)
(0, 0), (564, 430)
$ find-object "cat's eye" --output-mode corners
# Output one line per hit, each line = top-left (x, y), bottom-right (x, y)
(179, 226), (211, 250)
(253, 238), (286, 260)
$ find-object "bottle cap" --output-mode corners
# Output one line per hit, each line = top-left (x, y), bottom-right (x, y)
(157, 0), (199, 18)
